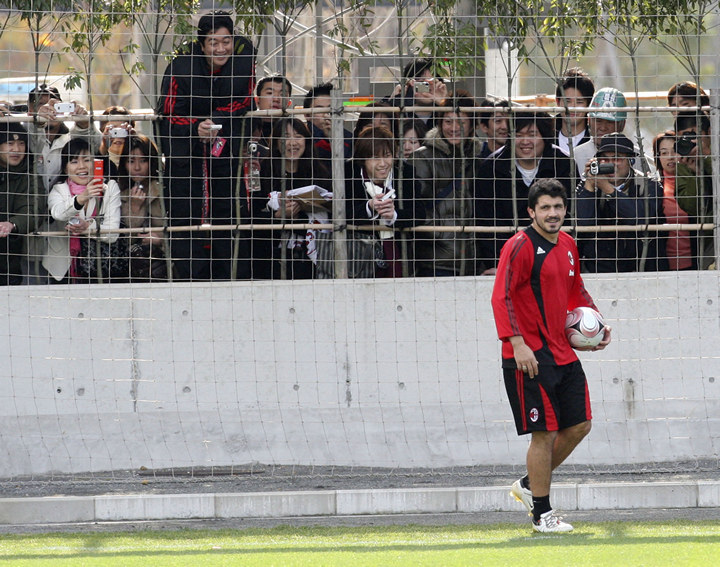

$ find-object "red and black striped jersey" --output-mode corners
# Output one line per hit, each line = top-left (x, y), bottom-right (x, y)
(491, 226), (598, 367)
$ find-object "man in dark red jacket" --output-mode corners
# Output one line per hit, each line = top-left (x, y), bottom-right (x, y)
(491, 178), (611, 533)
(157, 11), (256, 280)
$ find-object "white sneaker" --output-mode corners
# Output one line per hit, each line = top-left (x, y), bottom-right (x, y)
(510, 479), (533, 515)
(532, 510), (574, 533)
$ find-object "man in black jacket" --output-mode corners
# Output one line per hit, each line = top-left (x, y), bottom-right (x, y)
(157, 11), (256, 280)
(475, 111), (579, 273)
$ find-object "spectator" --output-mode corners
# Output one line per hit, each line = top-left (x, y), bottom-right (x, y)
(26, 84), (101, 193)
(385, 57), (449, 125)
(352, 101), (397, 140)
(654, 130), (691, 271)
(42, 138), (126, 283)
(251, 74), (292, 147)
(475, 110), (578, 273)
(117, 133), (170, 281)
(156, 10), (256, 280)
(410, 95), (481, 277)
(674, 111), (714, 269)
(477, 96), (510, 159)
(302, 81), (352, 162)
(342, 126), (426, 278)
(555, 68), (594, 155)
(255, 117), (331, 280)
(98, 105), (135, 178)
(575, 133), (662, 273)
(572, 87), (628, 172)
(0, 122), (35, 285)
(667, 81), (709, 115)
(400, 118), (428, 160)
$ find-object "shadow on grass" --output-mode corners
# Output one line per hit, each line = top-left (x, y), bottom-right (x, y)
(3, 526), (720, 562)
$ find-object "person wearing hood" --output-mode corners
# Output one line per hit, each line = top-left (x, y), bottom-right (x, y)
(409, 94), (481, 277)
(0, 121), (35, 284)
(475, 110), (579, 274)
(156, 10), (256, 280)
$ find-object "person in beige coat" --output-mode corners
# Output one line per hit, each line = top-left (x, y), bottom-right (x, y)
(43, 138), (123, 282)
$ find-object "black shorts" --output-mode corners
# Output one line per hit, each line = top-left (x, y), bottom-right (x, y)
(503, 360), (592, 435)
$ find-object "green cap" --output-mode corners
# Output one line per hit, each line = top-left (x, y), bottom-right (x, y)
(588, 87), (627, 122)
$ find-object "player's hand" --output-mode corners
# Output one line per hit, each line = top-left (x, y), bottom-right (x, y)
(510, 337), (539, 379)
(592, 325), (612, 351)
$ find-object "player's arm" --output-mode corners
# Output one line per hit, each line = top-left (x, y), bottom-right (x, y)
(569, 243), (612, 350)
(491, 235), (538, 377)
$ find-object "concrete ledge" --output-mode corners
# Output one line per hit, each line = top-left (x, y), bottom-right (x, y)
(336, 488), (457, 515)
(0, 496), (95, 524)
(1, 481), (718, 525)
(95, 494), (216, 521)
(216, 491), (336, 518)
(577, 482), (698, 509)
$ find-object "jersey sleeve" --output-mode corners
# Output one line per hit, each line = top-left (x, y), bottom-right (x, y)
(491, 233), (530, 341)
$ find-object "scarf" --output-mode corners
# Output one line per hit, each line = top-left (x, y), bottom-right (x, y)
(67, 180), (99, 279)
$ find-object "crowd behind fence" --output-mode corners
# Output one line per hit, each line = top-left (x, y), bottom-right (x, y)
(0, 11), (718, 284)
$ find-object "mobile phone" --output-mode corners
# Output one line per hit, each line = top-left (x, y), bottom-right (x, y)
(54, 102), (75, 114)
(93, 158), (104, 181)
(109, 127), (128, 138)
(414, 81), (430, 93)
(209, 124), (223, 131)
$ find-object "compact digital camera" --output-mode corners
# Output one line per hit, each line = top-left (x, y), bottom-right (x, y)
(53, 102), (75, 114)
(589, 161), (614, 176)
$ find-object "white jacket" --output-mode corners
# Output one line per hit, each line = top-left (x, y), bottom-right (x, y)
(42, 179), (121, 281)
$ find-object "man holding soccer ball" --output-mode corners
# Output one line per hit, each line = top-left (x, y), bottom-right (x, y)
(491, 178), (612, 533)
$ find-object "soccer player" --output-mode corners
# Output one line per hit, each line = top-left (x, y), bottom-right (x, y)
(490, 178), (612, 533)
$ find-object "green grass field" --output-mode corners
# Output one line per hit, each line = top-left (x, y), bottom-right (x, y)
(0, 521), (718, 566)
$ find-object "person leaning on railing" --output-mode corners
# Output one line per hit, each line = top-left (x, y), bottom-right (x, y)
(0, 122), (35, 285)
(156, 10), (256, 281)
(475, 110), (578, 275)
(574, 133), (663, 273)
(409, 94), (481, 277)
(339, 125), (427, 278)
(674, 111), (715, 270)
(254, 117), (332, 280)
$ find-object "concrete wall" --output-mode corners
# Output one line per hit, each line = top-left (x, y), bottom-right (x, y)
(1, 272), (718, 477)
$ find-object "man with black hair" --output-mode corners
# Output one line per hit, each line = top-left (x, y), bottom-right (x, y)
(674, 111), (714, 268)
(0, 122), (35, 284)
(385, 57), (449, 124)
(492, 177), (611, 533)
(251, 74), (292, 147)
(302, 82), (352, 162)
(475, 111), (578, 273)
(555, 68), (594, 154)
(575, 133), (663, 272)
(157, 10), (256, 280)
(667, 81), (709, 116)
(477, 97), (509, 159)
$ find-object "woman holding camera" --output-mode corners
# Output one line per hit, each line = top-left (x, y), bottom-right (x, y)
(43, 138), (127, 283)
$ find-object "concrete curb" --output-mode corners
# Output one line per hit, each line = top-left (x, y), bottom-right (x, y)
(1, 481), (717, 525)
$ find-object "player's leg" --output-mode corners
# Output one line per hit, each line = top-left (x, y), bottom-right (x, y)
(551, 420), (592, 470)
(527, 429), (556, 498)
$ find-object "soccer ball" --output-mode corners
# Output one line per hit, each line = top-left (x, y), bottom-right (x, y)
(565, 307), (605, 349)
